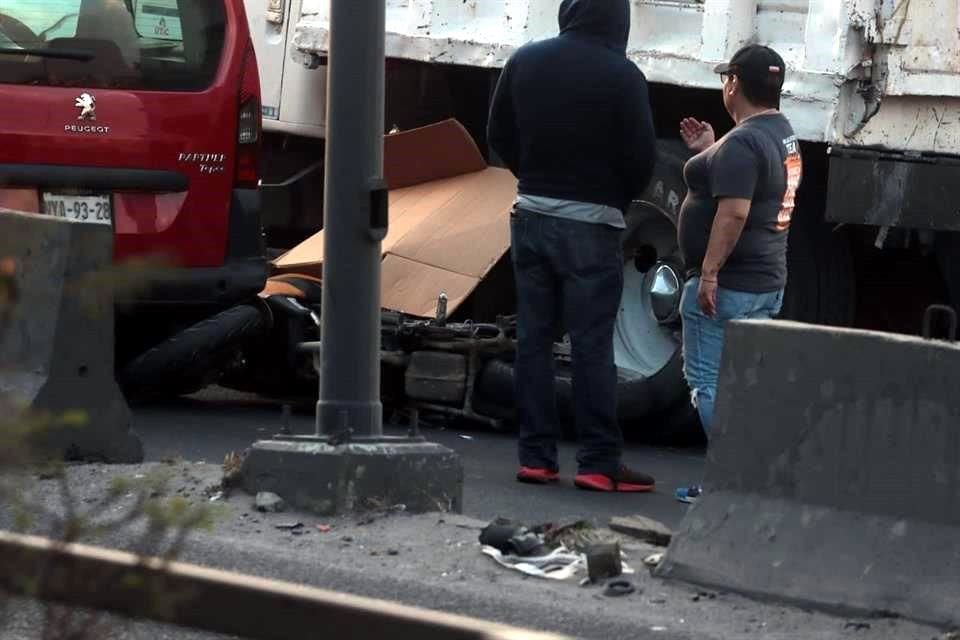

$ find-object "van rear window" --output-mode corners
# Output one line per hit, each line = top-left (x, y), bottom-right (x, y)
(0, 0), (225, 91)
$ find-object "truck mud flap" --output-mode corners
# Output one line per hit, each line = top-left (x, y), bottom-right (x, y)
(826, 147), (960, 231)
(0, 210), (142, 462)
(656, 319), (960, 628)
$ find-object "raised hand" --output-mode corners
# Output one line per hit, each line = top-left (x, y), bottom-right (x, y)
(680, 117), (716, 153)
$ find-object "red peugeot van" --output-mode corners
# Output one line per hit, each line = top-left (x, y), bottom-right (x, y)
(0, 0), (265, 365)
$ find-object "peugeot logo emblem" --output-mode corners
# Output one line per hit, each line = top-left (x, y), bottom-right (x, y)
(75, 93), (96, 121)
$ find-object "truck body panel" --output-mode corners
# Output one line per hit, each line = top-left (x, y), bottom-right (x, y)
(283, 0), (960, 155)
(247, 0), (327, 137)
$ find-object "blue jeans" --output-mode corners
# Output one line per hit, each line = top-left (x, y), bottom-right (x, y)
(511, 208), (625, 475)
(681, 278), (784, 436)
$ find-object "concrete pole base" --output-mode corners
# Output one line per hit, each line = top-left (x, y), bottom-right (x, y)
(240, 438), (463, 516)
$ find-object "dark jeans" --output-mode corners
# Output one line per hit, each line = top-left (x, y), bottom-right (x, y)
(510, 208), (625, 475)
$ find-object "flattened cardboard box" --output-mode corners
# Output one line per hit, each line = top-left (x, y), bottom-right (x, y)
(273, 120), (517, 318)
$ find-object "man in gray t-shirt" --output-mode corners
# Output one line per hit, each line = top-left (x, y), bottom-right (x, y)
(674, 45), (802, 504)
(679, 112), (800, 293)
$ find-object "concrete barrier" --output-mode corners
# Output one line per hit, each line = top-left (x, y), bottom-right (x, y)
(656, 319), (960, 628)
(0, 209), (142, 462)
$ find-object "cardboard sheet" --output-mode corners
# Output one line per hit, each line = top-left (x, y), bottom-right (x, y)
(379, 255), (478, 318)
(272, 119), (518, 318)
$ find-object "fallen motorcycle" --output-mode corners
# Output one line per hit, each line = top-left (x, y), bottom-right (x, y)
(120, 269), (702, 445)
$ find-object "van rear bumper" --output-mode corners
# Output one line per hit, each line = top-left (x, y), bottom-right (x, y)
(124, 188), (268, 308)
(130, 257), (268, 308)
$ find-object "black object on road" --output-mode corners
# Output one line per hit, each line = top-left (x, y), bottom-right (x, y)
(479, 519), (547, 557)
(603, 580), (636, 597)
(586, 542), (623, 583)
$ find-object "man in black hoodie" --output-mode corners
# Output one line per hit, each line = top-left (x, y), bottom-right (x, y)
(488, 0), (658, 492)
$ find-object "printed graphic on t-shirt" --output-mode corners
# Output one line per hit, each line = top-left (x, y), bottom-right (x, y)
(778, 135), (802, 232)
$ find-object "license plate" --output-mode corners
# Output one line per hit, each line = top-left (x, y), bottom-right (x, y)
(42, 193), (112, 225)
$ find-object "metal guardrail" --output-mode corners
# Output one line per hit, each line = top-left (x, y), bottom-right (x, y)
(0, 531), (567, 640)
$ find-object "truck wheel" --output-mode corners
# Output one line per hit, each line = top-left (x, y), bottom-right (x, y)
(614, 202), (690, 425)
(474, 201), (694, 441)
(120, 304), (268, 401)
(475, 351), (687, 435)
(474, 198), (855, 444)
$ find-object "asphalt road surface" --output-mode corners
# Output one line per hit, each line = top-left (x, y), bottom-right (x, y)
(132, 389), (707, 530)
(0, 391), (943, 640)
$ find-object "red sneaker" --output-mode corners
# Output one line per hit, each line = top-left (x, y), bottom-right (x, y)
(516, 467), (560, 484)
(574, 466), (655, 493)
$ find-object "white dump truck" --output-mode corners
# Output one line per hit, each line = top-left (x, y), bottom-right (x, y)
(240, 0), (960, 440)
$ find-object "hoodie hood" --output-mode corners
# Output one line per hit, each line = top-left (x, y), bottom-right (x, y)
(558, 0), (630, 54)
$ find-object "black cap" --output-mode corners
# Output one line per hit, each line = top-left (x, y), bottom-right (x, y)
(714, 45), (786, 91)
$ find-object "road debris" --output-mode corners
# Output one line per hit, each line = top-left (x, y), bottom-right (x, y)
(316, 524), (332, 533)
(275, 521), (304, 531)
(356, 501), (407, 526)
(479, 519), (548, 556)
(586, 542), (622, 582)
(644, 552), (664, 568)
(222, 451), (245, 488)
(609, 515), (672, 547)
(544, 520), (620, 552)
(480, 518), (634, 581)
(844, 621), (872, 631)
(603, 579), (636, 597)
(481, 545), (585, 580)
(255, 492), (285, 513)
(437, 514), (487, 531)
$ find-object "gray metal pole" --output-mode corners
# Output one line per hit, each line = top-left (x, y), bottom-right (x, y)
(317, 0), (386, 439)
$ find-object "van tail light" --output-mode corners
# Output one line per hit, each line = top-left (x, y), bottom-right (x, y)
(236, 45), (262, 189)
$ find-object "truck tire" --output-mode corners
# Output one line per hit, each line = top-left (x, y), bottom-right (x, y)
(475, 351), (686, 437)
(120, 304), (268, 401)
(473, 185), (854, 444)
(474, 198), (692, 441)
